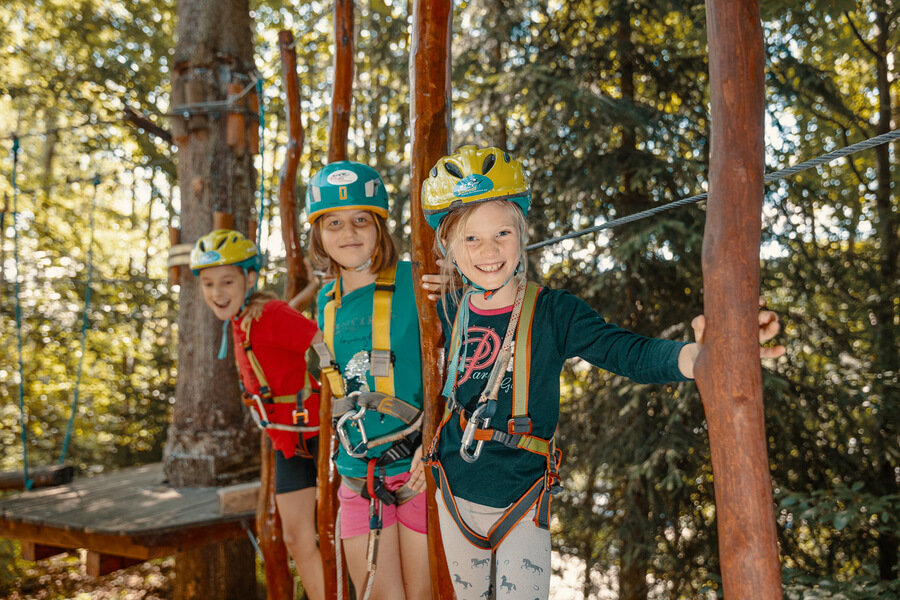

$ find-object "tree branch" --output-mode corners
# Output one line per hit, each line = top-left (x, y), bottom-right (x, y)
(122, 106), (173, 146)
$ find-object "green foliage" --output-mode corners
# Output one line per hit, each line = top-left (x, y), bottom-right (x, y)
(1, 0), (897, 597)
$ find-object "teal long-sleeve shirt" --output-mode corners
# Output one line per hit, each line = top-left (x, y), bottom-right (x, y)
(435, 286), (689, 507)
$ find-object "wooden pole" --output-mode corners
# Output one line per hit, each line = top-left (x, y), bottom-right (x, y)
(697, 2), (783, 598)
(278, 30), (310, 299)
(317, 378), (349, 599)
(0, 465), (74, 491)
(257, 434), (293, 600)
(409, 0), (454, 596)
(328, 0), (354, 163)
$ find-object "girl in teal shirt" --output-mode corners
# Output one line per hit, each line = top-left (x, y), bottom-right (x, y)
(306, 161), (430, 600)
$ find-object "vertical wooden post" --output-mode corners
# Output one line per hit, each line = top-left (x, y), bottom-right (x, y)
(697, 2), (783, 599)
(409, 0), (455, 596)
(278, 30), (310, 298)
(257, 433), (293, 600)
(328, 0), (354, 163)
(317, 378), (349, 599)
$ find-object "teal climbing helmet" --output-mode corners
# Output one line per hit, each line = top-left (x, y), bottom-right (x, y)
(305, 161), (390, 224)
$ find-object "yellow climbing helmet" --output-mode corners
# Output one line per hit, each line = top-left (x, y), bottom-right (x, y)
(421, 145), (531, 230)
(189, 229), (261, 276)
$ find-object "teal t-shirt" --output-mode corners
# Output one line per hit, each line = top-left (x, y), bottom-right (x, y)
(318, 261), (424, 478)
(435, 286), (689, 507)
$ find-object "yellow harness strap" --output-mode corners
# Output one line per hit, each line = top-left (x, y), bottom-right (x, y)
(322, 265), (398, 399)
(370, 266), (397, 396)
(322, 278), (346, 397)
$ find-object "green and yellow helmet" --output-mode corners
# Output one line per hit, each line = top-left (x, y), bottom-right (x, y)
(190, 229), (261, 276)
(305, 161), (389, 224)
(421, 145), (531, 230)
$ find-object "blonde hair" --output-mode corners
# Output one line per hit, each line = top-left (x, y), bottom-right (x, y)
(243, 290), (278, 314)
(308, 211), (399, 279)
(435, 199), (528, 308)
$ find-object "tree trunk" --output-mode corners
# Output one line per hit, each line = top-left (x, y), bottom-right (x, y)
(164, 0), (259, 596)
(696, 2), (783, 599)
(329, 0), (354, 163)
(409, 1), (454, 596)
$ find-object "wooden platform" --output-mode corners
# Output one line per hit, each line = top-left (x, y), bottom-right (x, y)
(0, 463), (255, 574)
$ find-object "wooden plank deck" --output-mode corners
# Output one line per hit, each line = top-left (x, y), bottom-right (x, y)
(0, 463), (255, 561)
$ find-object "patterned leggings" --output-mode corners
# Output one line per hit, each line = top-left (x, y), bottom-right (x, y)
(435, 490), (551, 600)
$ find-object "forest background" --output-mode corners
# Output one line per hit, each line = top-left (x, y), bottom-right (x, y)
(0, 0), (897, 598)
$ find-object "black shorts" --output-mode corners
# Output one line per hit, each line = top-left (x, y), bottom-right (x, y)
(274, 437), (319, 495)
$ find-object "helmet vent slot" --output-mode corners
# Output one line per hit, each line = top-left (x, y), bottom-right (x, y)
(482, 153), (496, 174)
(444, 162), (464, 179)
(216, 237), (228, 250)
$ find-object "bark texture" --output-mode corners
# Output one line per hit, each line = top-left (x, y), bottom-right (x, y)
(697, 2), (783, 598)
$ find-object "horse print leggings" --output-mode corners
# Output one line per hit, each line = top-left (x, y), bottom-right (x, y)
(435, 490), (551, 599)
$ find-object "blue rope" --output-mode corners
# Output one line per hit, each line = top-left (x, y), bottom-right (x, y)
(59, 175), (100, 465)
(10, 136), (32, 490)
(526, 127), (900, 251)
(255, 78), (266, 252)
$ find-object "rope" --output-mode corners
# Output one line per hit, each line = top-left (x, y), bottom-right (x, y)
(59, 175), (100, 465)
(10, 137), (32, 490)
(255, 78), (268, 254)
(526, 127), (900, 251)
(241, 520), (265, 563)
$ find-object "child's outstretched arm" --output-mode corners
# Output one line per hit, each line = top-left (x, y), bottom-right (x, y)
(678, 298), (786, 379)
(288, 260), (320, 313)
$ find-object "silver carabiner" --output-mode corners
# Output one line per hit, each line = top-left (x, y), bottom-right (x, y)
(460, 403), (489, 463)
(336, 406), (370, 458)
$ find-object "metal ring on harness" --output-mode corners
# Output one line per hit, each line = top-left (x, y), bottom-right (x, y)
(249, 394), (320, 433)
(336, 404), (370, 458)
(460, 402), (490, 463)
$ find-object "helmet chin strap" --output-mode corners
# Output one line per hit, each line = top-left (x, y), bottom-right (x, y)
(348, 257), (374, 273)
(454, 260), (522, 300)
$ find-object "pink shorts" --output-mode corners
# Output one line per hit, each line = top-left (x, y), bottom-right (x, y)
(337, 472), (428, 539)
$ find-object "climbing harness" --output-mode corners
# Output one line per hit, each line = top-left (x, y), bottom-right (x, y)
(236, 317), (320, 458)
(425, 279), (562, 552)
(312, 264), (423, 599)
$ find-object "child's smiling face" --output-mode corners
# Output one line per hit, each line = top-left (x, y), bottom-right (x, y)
(198, 264), (256, 321)
(453, 201), (522, 294)
(319, 209), (379, 272)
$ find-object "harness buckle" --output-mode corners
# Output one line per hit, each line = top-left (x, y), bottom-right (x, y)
(507, 416), (532, 435)
(370, 349), (393, 378)
(460, 403), (489, 463)
(293, 389), (310, 425)
(336, 405), (370, 458)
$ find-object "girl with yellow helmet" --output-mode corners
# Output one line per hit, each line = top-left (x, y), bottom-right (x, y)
(306, 161), (431, 600)
(420, 146), (785, 599)
(190, 229), (325, 600)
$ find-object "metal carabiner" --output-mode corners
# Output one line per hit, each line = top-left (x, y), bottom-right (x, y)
(336, 406), (370, 458)
(460, 403), (489, 463)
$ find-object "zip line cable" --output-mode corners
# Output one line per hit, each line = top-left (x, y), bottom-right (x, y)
(59, 175), (100, 466)
(526, 127), (900, 251)
(11, 136), (32, 490)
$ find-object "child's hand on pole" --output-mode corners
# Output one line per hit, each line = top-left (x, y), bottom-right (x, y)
(407, 445), (426, 492)
(680, 297), (785, 378)
(421, 259), (450, 302)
